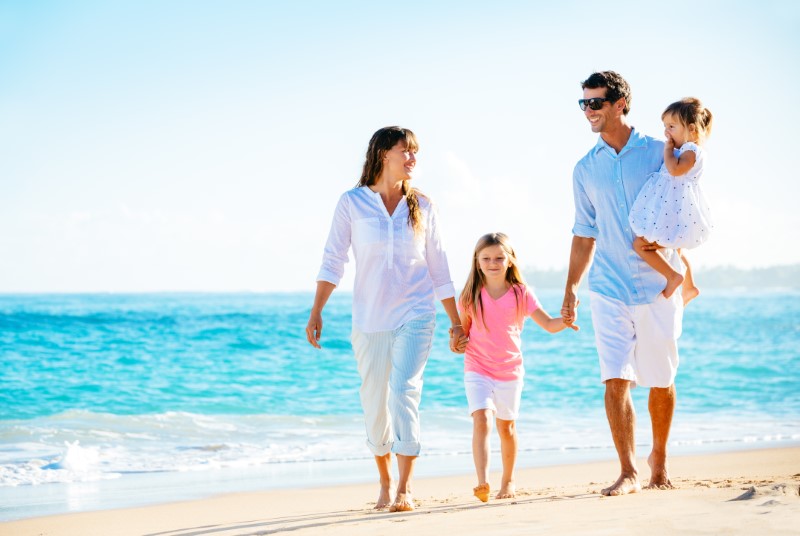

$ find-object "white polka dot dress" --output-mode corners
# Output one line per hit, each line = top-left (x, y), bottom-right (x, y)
(629, 142), (713, 249)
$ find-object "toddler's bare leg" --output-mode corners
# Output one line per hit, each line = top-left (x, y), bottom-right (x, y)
(633, 236), (683, 299)
(679, 250), (700, 305)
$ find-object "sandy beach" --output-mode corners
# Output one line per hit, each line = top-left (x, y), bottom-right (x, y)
(4, 446), (798, 536)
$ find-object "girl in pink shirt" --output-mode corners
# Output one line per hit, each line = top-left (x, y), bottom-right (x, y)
(454, 233), (578, 502)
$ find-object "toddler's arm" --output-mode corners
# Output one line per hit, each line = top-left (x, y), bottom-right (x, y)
(531, 308), (579, 333)
(663, 139), (697, 177)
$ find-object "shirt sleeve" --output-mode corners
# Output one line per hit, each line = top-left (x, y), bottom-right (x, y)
(525, 286), (541, 316)
(316, 193), (351, 286)
(571, 163), (599, 239)
(679, 141), (699, 155)
(423, 198), (456, 301)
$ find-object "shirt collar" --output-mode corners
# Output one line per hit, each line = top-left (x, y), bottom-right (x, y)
(592, 126), (647, 155)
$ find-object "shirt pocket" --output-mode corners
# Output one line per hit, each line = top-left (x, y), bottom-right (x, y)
(400, 221), (425, 260)
(352, 217), (382, 246)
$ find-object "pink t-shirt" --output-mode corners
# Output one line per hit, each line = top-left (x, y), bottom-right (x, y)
(461, 284), (541, 381)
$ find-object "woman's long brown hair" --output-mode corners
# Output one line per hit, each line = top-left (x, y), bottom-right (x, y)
(459, 232), (528, 330)
(356, 126), (423, 235)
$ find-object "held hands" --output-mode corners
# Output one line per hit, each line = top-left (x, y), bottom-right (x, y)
(561, 296), (580, 328)
(305, 311), (323, 349)
(449, 325), (468, 354)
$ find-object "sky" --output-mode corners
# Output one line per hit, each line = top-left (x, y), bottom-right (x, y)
(1, 0), (798, 293)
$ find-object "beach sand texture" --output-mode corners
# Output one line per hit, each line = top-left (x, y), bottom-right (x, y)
(4, 447), (798, 536)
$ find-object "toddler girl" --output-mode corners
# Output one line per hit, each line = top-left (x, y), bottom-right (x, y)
(629, 97), (714, 304)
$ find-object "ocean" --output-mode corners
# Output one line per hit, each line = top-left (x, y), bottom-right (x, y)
(1, 290), (798, 521)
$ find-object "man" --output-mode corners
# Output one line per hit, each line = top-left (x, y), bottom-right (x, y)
(562, 71), (684, 496)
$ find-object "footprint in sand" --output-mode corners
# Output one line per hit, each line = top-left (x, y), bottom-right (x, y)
(731, 483), (800, 501)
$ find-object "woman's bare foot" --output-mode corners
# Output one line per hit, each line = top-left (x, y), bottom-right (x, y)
(646, 452), (675, 490)
(496, 481), (516, 499)
(601, 474), (641, 496)
(662, 273), (684, 299)
(473, 482), (490, 503)
(374, 481), (393, 510)
(389, 492), (415, 512)
(682, 285), (700, 306)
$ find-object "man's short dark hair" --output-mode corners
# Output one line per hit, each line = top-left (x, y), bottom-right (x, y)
(581, 71), (631, 115)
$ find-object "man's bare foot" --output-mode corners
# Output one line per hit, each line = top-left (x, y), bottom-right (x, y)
(601, 474), (641, 496)
(389, 492), (414, 512)
(682, 285), (700, 306)
(473, 482), (490, 503)
(646, 453), (675, 490)
(662, 273), (684, 300)
(496, 481), (516, 499)
(374, 481), (393, 510)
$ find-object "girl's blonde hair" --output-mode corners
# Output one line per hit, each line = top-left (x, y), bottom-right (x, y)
(662, 97), (713, 144)
(459, 232), (527, 329)
(357, 126), (424, 235)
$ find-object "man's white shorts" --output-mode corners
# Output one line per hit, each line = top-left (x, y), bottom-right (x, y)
(464, 371), (523, 421)
(589, 291), (683, 388)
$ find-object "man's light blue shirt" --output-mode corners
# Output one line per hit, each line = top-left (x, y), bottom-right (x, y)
(572, 128), (681, 305)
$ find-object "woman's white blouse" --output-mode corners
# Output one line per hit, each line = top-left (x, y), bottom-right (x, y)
(317, 186), (456, 333)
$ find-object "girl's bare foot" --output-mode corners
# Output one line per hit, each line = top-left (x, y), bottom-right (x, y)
(496, 481), (516, 499)
(682, 285), (700, 306)
(473, 482), (490, 503)
(662, 273), (684, 299)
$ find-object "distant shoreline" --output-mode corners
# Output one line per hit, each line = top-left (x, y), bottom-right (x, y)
(524, 263), (800, 289)
(0, 264), (797, 294)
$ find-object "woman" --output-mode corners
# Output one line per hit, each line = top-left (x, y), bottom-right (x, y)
(305, 126), (464, 512)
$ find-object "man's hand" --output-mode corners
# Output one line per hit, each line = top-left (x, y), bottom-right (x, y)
(638, 239), (662, 252)
(561, 294), (580, 327)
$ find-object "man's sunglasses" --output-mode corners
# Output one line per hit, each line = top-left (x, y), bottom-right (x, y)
(578, 97), (613, 111)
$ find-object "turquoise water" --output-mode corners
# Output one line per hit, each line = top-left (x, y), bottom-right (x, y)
(1, 290), (798, 519)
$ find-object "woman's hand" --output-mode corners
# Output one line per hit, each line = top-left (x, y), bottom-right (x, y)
(449, 325), (468, 354)
(306, 282), (335, 349)
(306, 311), (324, 349)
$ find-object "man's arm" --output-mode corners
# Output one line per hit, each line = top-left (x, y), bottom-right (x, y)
(561, 236), (596, 325)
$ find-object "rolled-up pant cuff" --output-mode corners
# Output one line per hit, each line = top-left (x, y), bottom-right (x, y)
(391, 440), (421, 457)
(367, 439), (393, 457)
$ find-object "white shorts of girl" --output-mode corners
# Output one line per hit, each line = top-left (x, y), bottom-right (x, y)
(464, 371), (523, 421)
(589, 291), (682, 388)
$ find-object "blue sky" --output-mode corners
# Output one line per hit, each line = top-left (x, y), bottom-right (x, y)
(1, 1), (798, 292)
